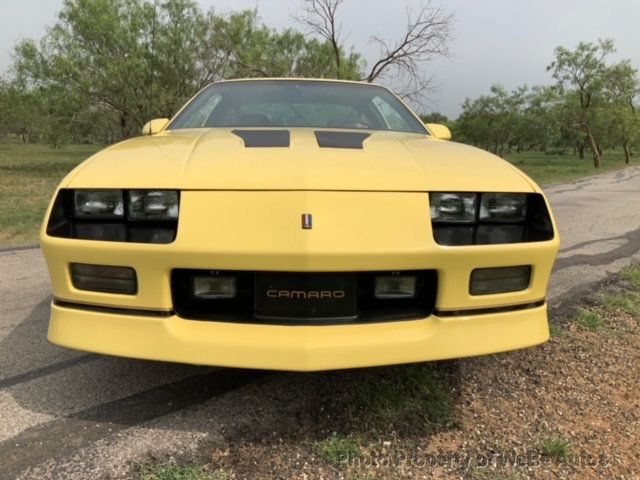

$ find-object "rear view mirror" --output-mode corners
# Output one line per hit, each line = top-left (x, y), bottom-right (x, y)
(425, 123), (452, 141)
(142, 118), (170, 136)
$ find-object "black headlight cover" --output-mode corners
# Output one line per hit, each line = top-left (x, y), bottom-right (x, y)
(46, 189), (179, 244)
(430, 193), (554, 246)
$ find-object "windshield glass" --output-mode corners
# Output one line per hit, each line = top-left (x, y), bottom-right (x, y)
(168, 80), (427, 134)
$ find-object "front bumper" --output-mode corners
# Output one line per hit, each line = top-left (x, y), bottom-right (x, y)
(41, 190), (559, 370)
(48, 301), (550, 371)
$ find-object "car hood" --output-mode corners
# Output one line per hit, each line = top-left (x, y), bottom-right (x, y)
(65, 128), (536, 192)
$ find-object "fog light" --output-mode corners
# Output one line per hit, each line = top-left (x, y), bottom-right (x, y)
(470, 266), (531, 295)
(70, 263), (137, 294)
(375, 276), (416, 299)
(192, 276), (236, 299)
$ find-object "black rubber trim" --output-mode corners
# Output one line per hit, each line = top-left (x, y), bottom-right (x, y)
(52, 299), (545, 322)
(434, 299), (545, 317)
(53, 299), (174, 317)
(314, 131), (371, 149)
(231, 129), (290, 147)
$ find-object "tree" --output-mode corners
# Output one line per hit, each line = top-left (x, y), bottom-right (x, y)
(10, 0), (367, 144)
(11, 0), (237, 140)
(604, 61), (640, 163)
(420, 112), (449, 124)
(295, 0), (453, 101)
(0, 79), (49, 143)
(293, 0), (347, 78)
(519, 86), (564, 153)
(547, 39), (615, 167)
(455, 84), (529, 156)
(219, 12), (362, 80)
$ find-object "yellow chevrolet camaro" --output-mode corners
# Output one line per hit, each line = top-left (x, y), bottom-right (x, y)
(41, 78), (559, 371)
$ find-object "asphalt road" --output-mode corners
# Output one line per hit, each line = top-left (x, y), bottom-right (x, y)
(1, 166), (639, 479)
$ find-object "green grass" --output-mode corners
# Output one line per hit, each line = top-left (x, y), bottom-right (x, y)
(548, 322), (565, 338)
(352, 364), (453, 431)
(314, 435), (361, 468)
(139, 464), (230, 480)
(0, 142), (99, 245)
(538, 435), (572, 460)
(601, 292), (640, 316)
(620, 264), (640, 290)
(575, 308), (604, 330)
(504, 149), (636, 186)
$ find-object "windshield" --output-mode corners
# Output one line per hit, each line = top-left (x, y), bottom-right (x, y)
(168, 80), (427, 134)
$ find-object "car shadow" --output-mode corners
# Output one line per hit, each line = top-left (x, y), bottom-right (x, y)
(1, 297), (462, 450)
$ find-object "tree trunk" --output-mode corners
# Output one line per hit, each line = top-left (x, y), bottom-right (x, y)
(623, 141), (631, 164)
(582, 124), (601, 168)
(578, 143), (585, 159)
(119, 113), (129, 141)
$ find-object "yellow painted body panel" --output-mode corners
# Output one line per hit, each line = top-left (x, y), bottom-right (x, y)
(42, 191), (557, 311)
(48, 303), (549, 372)
(63, 129), (536, 193)
(40, 78), (560, 371)
(41, 190), (558, 371)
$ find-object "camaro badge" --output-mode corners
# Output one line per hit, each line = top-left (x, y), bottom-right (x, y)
(302, 213), (313, 229)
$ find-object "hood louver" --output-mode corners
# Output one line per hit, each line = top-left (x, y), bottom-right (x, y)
(315, 131), (370, 149)
(232, 130), (290, 148)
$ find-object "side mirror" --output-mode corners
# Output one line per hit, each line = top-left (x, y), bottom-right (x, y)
(425, 123), (452, 141)
(142, 118), (170, 136)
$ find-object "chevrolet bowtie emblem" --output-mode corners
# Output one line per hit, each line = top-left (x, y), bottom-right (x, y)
(301, 213), (313, 229)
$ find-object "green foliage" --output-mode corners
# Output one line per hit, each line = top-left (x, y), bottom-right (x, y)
(601, 266), (640, 317)
(5, 0), (364, 145)
(455, 84), (533, 156)
(548, 323), (564, 338)
(620, 265), (640, 290)
(314, 435), (360, 468)
(352, 364), (453, 431)
(575, 308), (603, 331)
(547, 39), (639, 167)
(538, 435), (572, 460)
(139, 463), (229, 480)
(456, 39), (640, 167)
(420, 112), (449, 124)
(602, 293), (639, 316)
(0, 80), (50, 144)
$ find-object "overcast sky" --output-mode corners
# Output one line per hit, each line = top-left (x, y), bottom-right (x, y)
(1, 0), (639, 117)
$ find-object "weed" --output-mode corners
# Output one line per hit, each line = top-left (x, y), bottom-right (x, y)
(575, 308), (603, 330)
(539, 435), (572, 460)
(139, 464), (229, 480)
(314, 435), (360, 468)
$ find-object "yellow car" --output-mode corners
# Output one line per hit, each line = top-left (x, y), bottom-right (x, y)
(41, 79), (559, 371)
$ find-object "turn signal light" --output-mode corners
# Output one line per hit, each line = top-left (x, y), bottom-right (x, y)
(470, 266), (531, 295)
(70, 263), (137, 294)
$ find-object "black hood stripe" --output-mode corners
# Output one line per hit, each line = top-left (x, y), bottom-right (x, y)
(232, 129), (290, 148)
(314, 131), (371, 149)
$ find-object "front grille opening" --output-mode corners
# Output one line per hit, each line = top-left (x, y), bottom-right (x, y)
(171, 270), (438, 325)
